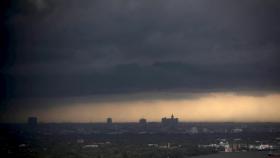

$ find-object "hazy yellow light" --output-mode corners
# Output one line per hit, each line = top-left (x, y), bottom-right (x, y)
(6, 93), (280, 123)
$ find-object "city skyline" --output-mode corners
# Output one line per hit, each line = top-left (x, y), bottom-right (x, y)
(1, 1), (280, 157)
(2, 92), (280, 123)
(1, 0), (280, 123)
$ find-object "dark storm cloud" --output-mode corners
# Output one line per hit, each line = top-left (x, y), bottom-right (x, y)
(1, 0), (280, 100)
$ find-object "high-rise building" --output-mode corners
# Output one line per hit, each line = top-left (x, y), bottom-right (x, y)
(161, 114), (178, 128)
(139, 118), (147, 125)
(27, 117), (38, 125)
(107, 117), (112, 124)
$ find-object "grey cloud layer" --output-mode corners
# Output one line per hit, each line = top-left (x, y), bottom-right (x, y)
(2, 0), (280, 99)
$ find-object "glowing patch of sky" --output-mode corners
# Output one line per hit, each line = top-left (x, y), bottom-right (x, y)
(3, 93), (280, 123)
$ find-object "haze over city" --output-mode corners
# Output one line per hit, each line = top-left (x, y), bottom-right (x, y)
(2, 1), (280, 158)
(2, 92), (280, 123)
(1, 0), (280, 123)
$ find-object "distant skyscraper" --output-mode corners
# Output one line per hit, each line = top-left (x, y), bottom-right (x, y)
(139, 118), (147, 125)
(107, 117), (112, 124)
(27, 117), (38, 125)
(161, 114), (178, 128)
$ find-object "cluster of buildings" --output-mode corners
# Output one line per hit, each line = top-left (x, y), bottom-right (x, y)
(161, 114), (179, 127)
(147, 142), (182, 149)
(26, 115), (280, 136)
(24, 115), (256, 135)
(199, 138), (279, 153)
(28, 114), (178, 126)
(105, 114), (179, 127)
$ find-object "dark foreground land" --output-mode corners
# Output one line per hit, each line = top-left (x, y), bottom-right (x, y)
(1, 122), (280, 158)
(191, 151), (268, 158)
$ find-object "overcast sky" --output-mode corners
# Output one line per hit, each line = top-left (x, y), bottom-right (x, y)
(1, 0), (280, 122)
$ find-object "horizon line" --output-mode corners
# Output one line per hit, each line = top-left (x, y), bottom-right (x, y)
(2, 121), (280, 124)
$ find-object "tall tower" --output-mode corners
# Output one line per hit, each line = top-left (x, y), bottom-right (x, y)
(139, 118), (147, 125)
(107, 117), (112, 124)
